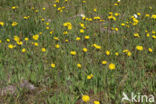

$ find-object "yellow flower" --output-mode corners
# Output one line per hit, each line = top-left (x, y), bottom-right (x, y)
(6, 39), (10, 42)
(136, 45), (143, 51)
(83, 48), (88, 52)
(146, 33), (150, 37)
(82, 95), (90, 103)
(42, 8), (46, 10)
(8, 44), (15, 49)
(17, 41), (23, 45)
(115, 52), (119, 56)
(25, 37), (29, 41)
(14, 36), (20, 42)
(148, 48), (152, 52)
(53, 4), (57, 7)
(76, 37), (81, 41)
(33, 34), (39, 40)
(53, 37), (59, 41)
(34, 42), (39, 46)
(127, 51), (132, 56)
(94, 16), (101, 20)
(22, 48), (26, 53)
(106, 50), (110, 56)
(12, 22), (18, 27)
(42, 48), (46, 52)
(0, 22), (4, 26)
(63, 31), (68, 35)
(51, 63), (55, 68)
(93, 44), (101, 50)
(87, 74), (93, 80)
(80, 29), (84, 33)
(63, 22), (72, 30)
(93, 8), (97, 12)
(151, 14), (156, 19)
(94, 101), (100, 104)
(133, 33), (140, 38)
(70, 51), (76, 55)
(102, 60), (107, 65)
(84, 36), (90, 40)
(0, 40), (2, 43)
(11, 6), (17, 10)
(152, 35), (156, 39)
(77, 64), (81, 68)
(55, 44), (60, 48)
(109, 63), (115, 70)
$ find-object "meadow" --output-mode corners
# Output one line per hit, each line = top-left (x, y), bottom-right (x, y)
(0, 0), (156, 103)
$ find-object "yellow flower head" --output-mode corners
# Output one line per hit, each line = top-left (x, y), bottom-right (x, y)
(106, 50), (110, 56)
(22, 48), (26, 53)
(83, 48), (88, 52)
(82, 95), (90, 102)
(94, 101), (100, 104)
(42, 48), (46, 52)
(109, 63), (115, 70)
(51, 63), (55, 68)
(77, 64), (81, 68)
(102, 60), (107, 65)
(55, 44), (60, 48)
(12, 22), (18, 27)
(70, 51), (76, 55)
(136, 45), (143, 51)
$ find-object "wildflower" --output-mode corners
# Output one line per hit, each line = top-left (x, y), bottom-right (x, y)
(55, 44), (60, 48)
(76, 37), (81, 41)
(53, 37), (59, 41)
(33, 34), (39, 40)
(63, 22), (72, 30)
(11, 6), (17, 10)
(34, 42), (39, 46)
(70, 51), (76, 55)
(146, 33), (150, 37)
(8, 44), (15, 49)
(63, 31), (68, 35)
(84, 36), (90, 40)
(42, 48), (46, 52)
(115, 52), (119, 56)
(65, 39), (69, 42)
(151, 15), (156, 19)
(87, 74), (93, 79)
(51, 63), (55, 68)
(148, 48), (152, 52)
(83, 48), (88, 52)
(80, 29), (84, 33)
(82, 95), (90, 103)
(77, 64), (81, 68)
(6, 39), (10, 42)
(93, 8), (97, 12)
(105, 50), (110, 56)
(0, 40), (2, 43)
(17, 41), (23, 45)
(152, 35), (156, 39)
(109, 63), (115, 70)
(22, 48), (26, 53)
(136, 45), (143, 51)
(102, 60), (107, 65)
(53, 4), (57, 7)
(0, 22), (4, 26)
(94, 101), (100, 104)
(50, 31), (54, 35)
(12, 22), (18, 27)
(133, 33), (140, 38)
(42, 8), (46, 10)
(14, 36), (20, 42)
(127, 51), (132, 56)
(94, 16), (101, 20)
(25, 37), (29, 41)
(93, 44), (101, 50)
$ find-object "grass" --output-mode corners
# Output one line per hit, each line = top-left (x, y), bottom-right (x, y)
(0, 0), (156, 103)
